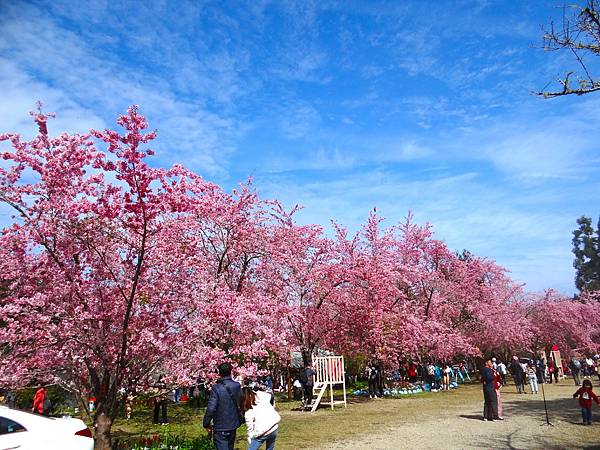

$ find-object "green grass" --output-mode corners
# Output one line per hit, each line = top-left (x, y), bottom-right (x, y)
(110, 381), (600, 449)
(111, 385), (452, 449)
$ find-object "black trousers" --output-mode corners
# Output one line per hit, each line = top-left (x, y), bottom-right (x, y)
(483, 386), (498, 420)
(303, 383), (313, 404)
(153, 399), (168, 424)
(514, 376), (524, 393)
(368, 378), (379, 397)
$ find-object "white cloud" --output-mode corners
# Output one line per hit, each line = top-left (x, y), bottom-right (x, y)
(0, 59), (105, 138)
(442, 100), (600, 181)
(256, 167), (581, 294)
(0, 1), (246, 178)
(279, 103), (322, 139)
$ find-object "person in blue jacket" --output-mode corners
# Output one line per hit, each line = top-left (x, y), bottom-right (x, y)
(203, 363), (243, 450)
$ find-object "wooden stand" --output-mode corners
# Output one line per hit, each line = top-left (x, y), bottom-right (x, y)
(309, 355), (347, 412)
(550, 348), (563, 378)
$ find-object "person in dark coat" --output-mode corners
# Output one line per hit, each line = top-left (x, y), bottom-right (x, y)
(509, 356), (525, 394)
(300, 364), (315, 407)
(481, 360), (499, 421)
(152, 392), (169, 424)
(367, 363), (382, 398)
(203, 363), (243, 450)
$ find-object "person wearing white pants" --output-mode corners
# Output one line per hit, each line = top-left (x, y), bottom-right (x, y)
(527, 364), (538, 394)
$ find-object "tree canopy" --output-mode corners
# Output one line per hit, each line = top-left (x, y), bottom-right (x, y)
(573, 215), (600, 292)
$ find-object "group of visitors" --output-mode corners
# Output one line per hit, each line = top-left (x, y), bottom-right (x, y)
(482, 355), (562, 421)
(508, 355), (563, 394)
(16, 352), (600, 446)
(424, 361), (470, 391)
(203, 363), (281, 450)
(291, 364), (316, 407)
(479, 354), (600, 425)
(363, 360), (473, 395)
(569, 355), (600, 386)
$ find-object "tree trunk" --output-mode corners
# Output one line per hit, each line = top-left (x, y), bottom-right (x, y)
(287, 364), (292, 401)
(301, 348), (312, 367)
(94, 412), (113, 450)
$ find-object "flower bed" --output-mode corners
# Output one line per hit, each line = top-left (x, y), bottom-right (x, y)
(113, 434), (214, 450)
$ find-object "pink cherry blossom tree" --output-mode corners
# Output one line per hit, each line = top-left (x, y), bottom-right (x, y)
(526, 290), (600, 355)
(0, 105), (283, 449)
(262, 205), (353, 366)
(3, 103), (599, 450)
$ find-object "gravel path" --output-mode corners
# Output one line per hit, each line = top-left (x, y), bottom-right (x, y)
(318, 382), (600, 449)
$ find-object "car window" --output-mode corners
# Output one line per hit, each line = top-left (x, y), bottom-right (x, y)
(0, 416), (27, 435)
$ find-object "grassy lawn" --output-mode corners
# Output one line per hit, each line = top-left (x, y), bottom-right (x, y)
(112, 385), (481, 449)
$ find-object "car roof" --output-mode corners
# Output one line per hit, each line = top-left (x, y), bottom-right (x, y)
(0, 407), (88, 433)
(0, 407), (57, 424)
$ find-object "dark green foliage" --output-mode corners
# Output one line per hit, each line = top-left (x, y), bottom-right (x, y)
(572, 215), (600, 292)
(14, 385), (73, 413)
(185, 394), (207, 409)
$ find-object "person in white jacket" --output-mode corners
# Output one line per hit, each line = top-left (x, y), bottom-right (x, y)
(240, 387), (281, 450)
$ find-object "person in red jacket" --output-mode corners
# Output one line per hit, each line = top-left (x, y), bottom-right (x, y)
(31, 386), (47, 415)
(573, 379), (599, 425)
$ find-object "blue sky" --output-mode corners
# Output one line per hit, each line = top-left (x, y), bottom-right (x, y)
(1, 0), (599, 294)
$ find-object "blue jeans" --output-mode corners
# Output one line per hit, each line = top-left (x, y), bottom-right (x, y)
(213, 429), (236, 450)
(582, 407), (592, 424)
(248, 428), (278, 450)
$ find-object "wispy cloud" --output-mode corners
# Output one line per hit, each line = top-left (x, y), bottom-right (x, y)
(257, 166), (581, 293)
(1, 0), (599, 295)
(0, 1), (247, 178)
(0, 59), (105, 138)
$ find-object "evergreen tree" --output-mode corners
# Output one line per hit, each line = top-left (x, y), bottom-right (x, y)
(572, 216), (600, 292)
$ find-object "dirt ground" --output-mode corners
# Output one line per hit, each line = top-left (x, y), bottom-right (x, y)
(312, 382), (600, 450)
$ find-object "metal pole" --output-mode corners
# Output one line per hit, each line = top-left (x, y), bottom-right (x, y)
(540, 380), (553, 426)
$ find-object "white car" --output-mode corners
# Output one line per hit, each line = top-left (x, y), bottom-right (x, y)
(0, 405), (93, 450)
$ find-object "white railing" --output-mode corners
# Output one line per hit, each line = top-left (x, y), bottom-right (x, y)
(310, 355), (347, 411)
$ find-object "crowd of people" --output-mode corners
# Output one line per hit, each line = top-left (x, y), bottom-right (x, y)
(153, 352), (600, 447)
(5, 353), (599, 448)
(568, 355), (600, 386)
(479, 354), (600, 424)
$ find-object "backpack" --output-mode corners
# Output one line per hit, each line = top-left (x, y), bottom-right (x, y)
(42, 397), (52, 414)
(573, 359), (581, 370)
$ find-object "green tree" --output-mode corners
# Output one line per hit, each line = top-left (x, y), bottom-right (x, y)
(572, 216), (600, 292)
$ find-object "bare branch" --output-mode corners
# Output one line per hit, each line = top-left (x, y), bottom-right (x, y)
(538, 1), (600, 97)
